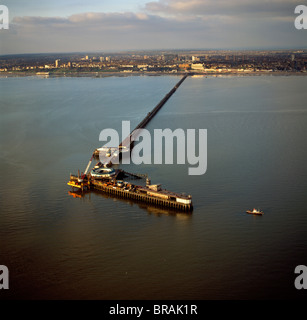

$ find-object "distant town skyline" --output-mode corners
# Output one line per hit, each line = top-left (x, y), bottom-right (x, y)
(0, 0), (306, 55)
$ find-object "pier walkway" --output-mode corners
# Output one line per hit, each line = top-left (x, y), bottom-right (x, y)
(69, 74), (193, 211)
(101, 74), (188, 167)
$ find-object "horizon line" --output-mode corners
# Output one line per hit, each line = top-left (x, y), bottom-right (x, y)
(1, 47), (307, 57)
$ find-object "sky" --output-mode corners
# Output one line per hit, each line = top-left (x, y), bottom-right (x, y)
(0, 0), (306, 54)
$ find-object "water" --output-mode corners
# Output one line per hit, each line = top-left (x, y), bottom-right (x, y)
(0, 74), (307, 299)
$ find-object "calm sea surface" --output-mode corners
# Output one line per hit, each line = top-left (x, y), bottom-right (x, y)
(0, 75), (307, 299)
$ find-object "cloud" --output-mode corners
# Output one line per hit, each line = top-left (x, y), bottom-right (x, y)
(0, 1), (305, 55)
(3, 12), (209, 54)
(13, 16), (69, 27)
(145, 0), (299, 18)
(10, 11), (210, 34)
(13, 12), (146, 27)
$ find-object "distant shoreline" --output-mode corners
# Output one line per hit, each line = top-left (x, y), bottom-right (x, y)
(1, 71), (306, 78)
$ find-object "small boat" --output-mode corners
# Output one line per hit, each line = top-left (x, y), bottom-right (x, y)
(246, 208), (264, 215)
(90, 167), (116, 178)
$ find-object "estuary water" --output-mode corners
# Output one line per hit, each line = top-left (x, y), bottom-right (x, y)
(0, 74), (307, 299)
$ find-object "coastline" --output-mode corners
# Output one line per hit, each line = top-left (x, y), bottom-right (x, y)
(1, 70), (306, 78)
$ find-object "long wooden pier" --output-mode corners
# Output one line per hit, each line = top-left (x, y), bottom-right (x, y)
(131, 75), (188, 133)
(69, 74), (193, 212)
(118, 74), (188, 153)
(95, 75), (188, 165)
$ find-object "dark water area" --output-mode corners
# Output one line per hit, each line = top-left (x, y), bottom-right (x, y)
(0, 75), (307, 299)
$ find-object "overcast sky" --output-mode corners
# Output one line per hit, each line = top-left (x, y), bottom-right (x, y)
(0, 0), (306, 54)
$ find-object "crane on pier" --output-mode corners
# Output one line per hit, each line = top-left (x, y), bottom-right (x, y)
(83, 154), (94, 175)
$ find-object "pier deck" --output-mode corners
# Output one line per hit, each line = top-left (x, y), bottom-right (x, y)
(68, 173), (193, 211)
